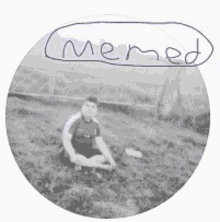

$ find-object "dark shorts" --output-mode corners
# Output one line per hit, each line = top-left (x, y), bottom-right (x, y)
(59, 149), (75, 168)
(74, 146), (102, 158)
(71, 140), (102, 159)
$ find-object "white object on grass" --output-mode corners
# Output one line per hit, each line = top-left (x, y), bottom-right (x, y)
(125, 148), (143, 158)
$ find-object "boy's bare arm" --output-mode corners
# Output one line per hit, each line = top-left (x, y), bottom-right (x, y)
(63, 134), (76, 159)
(62, 114), (80, 159)
(95, 137), (117, 168)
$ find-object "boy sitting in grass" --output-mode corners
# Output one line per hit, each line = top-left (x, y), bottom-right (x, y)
(60, 96), (117, 174)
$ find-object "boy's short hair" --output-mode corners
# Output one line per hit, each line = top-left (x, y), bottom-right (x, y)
(85, 96), (98, 105)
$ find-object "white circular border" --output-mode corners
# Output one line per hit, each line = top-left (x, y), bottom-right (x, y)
(1, 1), (220, 222)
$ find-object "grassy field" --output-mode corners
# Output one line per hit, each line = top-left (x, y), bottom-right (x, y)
(6, 95), (208, 218)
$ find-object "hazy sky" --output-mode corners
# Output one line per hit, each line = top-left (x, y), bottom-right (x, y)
(54, 22), (212, 64)
(19, 28), (208, 102)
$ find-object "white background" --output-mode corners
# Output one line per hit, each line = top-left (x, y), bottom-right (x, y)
(1, 1), (220, 221)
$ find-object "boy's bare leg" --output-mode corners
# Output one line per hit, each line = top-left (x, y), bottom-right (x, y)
(89, 155), (107, 164)
(89, 155), (109, 179)
(89, 155), (111, 179)
(73, 154), (112, 170)
(74, 155), (106, 172)
(89, 155), (113, 171)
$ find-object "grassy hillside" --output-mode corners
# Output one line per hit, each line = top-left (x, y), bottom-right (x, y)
(10, 65), (159, 104)
(6, 95), (208, 218)
(10, 64), (209, 116)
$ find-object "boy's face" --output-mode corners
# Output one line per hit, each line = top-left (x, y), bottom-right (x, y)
(81, 101), (98, 119)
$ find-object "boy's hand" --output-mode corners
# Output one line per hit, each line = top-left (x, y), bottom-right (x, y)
(110, 160), (117, 169)
(70, 155), (78, 164)
(101, 164), (115, 171)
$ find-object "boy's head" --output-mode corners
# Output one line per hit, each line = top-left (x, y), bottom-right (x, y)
(81, 96), (98, 119)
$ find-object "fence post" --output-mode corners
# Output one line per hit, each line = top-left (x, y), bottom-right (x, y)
(156, 67), (183, 120)
(49, 75), (56, 95)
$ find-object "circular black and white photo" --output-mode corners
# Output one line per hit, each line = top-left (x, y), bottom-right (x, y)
(6, 21), (211, 218)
